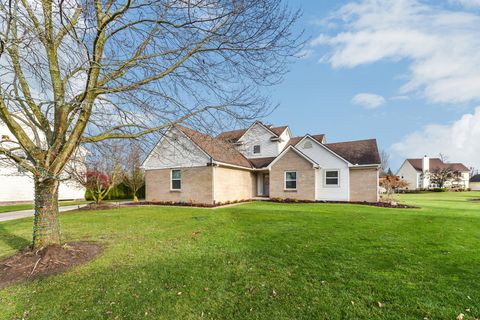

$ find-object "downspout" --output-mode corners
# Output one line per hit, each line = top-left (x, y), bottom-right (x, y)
(210, 157), (215, 205)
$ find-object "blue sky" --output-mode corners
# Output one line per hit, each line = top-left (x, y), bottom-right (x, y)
(264, 0), (480, 171)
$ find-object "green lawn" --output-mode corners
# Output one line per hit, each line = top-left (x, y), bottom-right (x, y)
(1, 192), (479, 319)
(0, 200), (113, 214)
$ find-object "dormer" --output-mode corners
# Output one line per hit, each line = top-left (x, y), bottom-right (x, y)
(218, 121), (291, 159)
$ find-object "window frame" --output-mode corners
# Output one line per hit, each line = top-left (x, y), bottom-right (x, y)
(324, 169), (340, 187)
(284, 171), (297, 190)
(253, 144), (261, 154)
(171, 169), (182, 191)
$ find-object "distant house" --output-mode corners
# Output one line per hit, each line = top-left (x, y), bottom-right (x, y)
(142, 121), (381, 205)
(0, 122), (85, 203)
(396, 156), (470, 190)
(470, 175), (480, 191)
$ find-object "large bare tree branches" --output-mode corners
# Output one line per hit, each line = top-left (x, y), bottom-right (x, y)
(1, 0), (302, 179)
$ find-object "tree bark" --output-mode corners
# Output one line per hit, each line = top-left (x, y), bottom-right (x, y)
(32, 177), (61, 249)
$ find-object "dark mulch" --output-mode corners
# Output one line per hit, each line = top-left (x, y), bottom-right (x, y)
(0, 242), (102, 289)
(124, 200), (252, 208)
(270, 198), (417, 209)
(79, 202), (121, 210)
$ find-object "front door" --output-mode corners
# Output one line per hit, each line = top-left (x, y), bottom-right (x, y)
(263, 173), (270, 197)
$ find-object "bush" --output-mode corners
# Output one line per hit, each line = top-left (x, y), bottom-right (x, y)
(432, 188), (447, 192)
(85, 183), (145, 201)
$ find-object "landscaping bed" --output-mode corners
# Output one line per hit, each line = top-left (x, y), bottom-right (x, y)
(0, 242), (102, 289)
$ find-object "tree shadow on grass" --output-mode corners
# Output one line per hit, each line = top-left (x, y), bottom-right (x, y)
(0, 223), (30, 251)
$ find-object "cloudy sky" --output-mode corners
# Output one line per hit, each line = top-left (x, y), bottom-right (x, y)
(267, 0), (480, 171)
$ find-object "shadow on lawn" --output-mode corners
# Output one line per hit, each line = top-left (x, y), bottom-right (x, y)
(0, 223), (30, 251)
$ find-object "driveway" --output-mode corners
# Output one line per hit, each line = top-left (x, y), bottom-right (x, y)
(0, 205), (85, 222)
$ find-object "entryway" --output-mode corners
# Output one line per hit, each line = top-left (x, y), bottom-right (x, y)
(256, 172), (270, 197)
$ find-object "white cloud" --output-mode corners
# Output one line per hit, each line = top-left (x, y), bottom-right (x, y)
(314, 0), (480, 104)
(351, 93), (386, 109)
(392, 107), (480, 168)
(450, 0), (480, 8)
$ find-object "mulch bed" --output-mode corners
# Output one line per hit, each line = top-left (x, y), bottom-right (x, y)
(270, 198), (417, 209)
(78, 202), (121, 210)
(0, 242), (102, 289)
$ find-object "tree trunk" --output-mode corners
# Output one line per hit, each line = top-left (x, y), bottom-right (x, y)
(33, 177), (61, 249)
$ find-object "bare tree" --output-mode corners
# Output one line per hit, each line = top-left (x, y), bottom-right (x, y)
(68, 142), (123, 204)
(425, 166), (461, 189)
(0, 1), (302, 248)
(469, 167), (478, 178)
(122, 143), (144, 202)
(380, 149), (390, 172)
(438, 153), (449, 163)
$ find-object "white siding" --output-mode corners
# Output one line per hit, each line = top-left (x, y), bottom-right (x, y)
(462, 172), (470, 189)
(0, 166), (85, 203)
(396, 161), (420, 190)
(237, 123), (281, 158)
(143, 127), (210, 170)
(0, 122), (85, 203)
(276, 129), (290, 154)
(297, 137), (350, 201)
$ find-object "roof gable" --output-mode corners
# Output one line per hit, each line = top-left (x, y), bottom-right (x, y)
(174, 125), (252, 168)
(294, 135), (351, 165)
(268, 145), (319, 169)
(217, 121), (289, 142)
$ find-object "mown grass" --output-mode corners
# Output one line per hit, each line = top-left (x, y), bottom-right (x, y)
(0, 192), (479, 319)
(0, 200), (89, 214)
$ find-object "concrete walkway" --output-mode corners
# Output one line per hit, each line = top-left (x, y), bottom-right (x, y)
(0, 205), (85, 223)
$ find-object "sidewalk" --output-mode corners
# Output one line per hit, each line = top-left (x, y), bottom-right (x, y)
(0, 205), (85, 222)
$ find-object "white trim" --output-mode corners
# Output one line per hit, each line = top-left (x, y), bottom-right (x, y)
(350, 164), (381, 169)
(212, 165), (216, 204)
(211, 160), (252, 170)
(295, 135), (352, 165)
(170, 169), (182, 191)
(284, 171), (297, 190)
(324, 169), (340, 187)
(267, 145), (319, 169)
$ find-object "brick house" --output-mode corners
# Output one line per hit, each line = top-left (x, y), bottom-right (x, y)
(142, 121), (381, 205)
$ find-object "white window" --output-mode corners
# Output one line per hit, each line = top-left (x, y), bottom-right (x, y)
(325, 170), (339, 186)
(253, 145), (261, 154)
(284, 171), (297, 190)
(171, 169), (181, 190)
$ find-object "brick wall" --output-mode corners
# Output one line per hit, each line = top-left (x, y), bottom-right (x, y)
(270, 149), (316, 201)
(145, 166), (213, 204)
(349, 167), (379, 202)
(213, 166), (256, 203)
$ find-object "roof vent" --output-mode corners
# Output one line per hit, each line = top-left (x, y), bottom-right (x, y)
(303, 140), (313, 149)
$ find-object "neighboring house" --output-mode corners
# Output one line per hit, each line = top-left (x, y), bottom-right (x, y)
(0, 122), (85, 203)
(396, 156), (470, 190)
(142, 121), (381, 205)
(470, 175), (480, 191)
